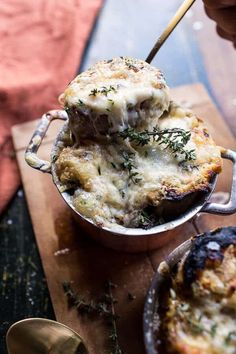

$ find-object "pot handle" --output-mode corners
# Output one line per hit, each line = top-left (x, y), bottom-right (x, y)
(25, 110), (68, 174)
(201, 149), (236, 215)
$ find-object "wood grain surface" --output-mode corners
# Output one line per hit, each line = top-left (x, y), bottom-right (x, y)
(12, 84), (236, 354)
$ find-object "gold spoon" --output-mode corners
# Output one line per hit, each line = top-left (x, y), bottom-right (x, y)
(6, 318), (88, 354)
(146, 0), (196, 63)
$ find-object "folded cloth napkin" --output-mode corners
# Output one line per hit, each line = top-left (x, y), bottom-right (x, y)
(0, 0), (103, 214)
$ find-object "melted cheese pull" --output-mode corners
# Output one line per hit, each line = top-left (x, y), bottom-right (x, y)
(59, 57), (170, 141)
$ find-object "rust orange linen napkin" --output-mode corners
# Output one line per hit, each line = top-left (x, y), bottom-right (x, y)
(0, 0), (103, 213)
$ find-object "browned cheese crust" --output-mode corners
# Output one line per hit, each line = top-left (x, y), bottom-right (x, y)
(55, 58), (222, 229)
(164, 228), (236, 354)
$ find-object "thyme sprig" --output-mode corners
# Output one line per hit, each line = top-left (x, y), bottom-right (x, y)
(89, 85), (117, 97)
(121, 151), (142, 184)
(105, 280), (124, 354)
(62, 281), (124, 354)
(62, 281), (107, 315)
(118, 127), (196, 162)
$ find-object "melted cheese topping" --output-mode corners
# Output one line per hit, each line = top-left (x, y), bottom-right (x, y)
(59, 57), (170, 139)
(55, 101), (222, 229)
(55, 57), (222, 229)
(165, 245), (236, 354)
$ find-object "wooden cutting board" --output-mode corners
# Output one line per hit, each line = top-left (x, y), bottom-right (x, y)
(12, 84), (236, 354)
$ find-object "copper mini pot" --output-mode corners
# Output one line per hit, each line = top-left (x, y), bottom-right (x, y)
(143, 226), (236, 354)
(25, 110), (236, 252)
(143, 237), (192, 354)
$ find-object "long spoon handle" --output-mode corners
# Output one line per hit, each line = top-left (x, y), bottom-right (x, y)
(146, 0), (196, 63)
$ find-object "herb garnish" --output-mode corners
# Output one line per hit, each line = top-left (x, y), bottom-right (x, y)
(176, 302), (218, 338)
(185, 314), (218, 338)
(106, 98), (115, 112)
(111, 162), (117, 169)
(124, 58), (138, 72)
(108, 98), (115, 105)
(121, 190), (125, 199)
(138, 209), (164, 229)
(121, 151), (142, 184)
(138, 210), (153, 229)
(224, 331), (236, 345)
(62, 280), (124, 354)
(210, 324), (217, 338)
(78, 99), (84, 106)
(187, 317), (205, 335)
(89, 85), (117, 97)
(89, 88), (99, 97)
(118, 127), (196, 162)
(105, 280), (124, 354)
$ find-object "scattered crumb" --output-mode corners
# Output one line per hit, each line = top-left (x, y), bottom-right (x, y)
(54, 248), (70, 256)
(128, 292), (136, 301)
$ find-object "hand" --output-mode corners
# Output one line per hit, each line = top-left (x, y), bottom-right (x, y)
(203, 0), (236, 46)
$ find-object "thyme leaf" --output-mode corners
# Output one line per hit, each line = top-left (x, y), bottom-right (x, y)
(89, 85), (117, 97)
(89, 88), (99, 97)
(108, 98), (115, 105)
(62, 280), (124, 354)
(111, 162), (117, 169)
(121, 190), (125, 199)
(118, 127), (196, 162)
(186, 315), (218, 338)
(121, 151), (141, 184)
(105, 280), (124, 354)
(187, 317), (205, 335)
(124, 58), (138, 72)
(78, 99), (84, 106)
(210, 323), (217, 338)
(138, 209), (164, 229)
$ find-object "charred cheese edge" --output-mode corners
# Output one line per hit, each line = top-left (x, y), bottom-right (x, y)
(164, 227), (236, 354)
(55, 57), (222, 229)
